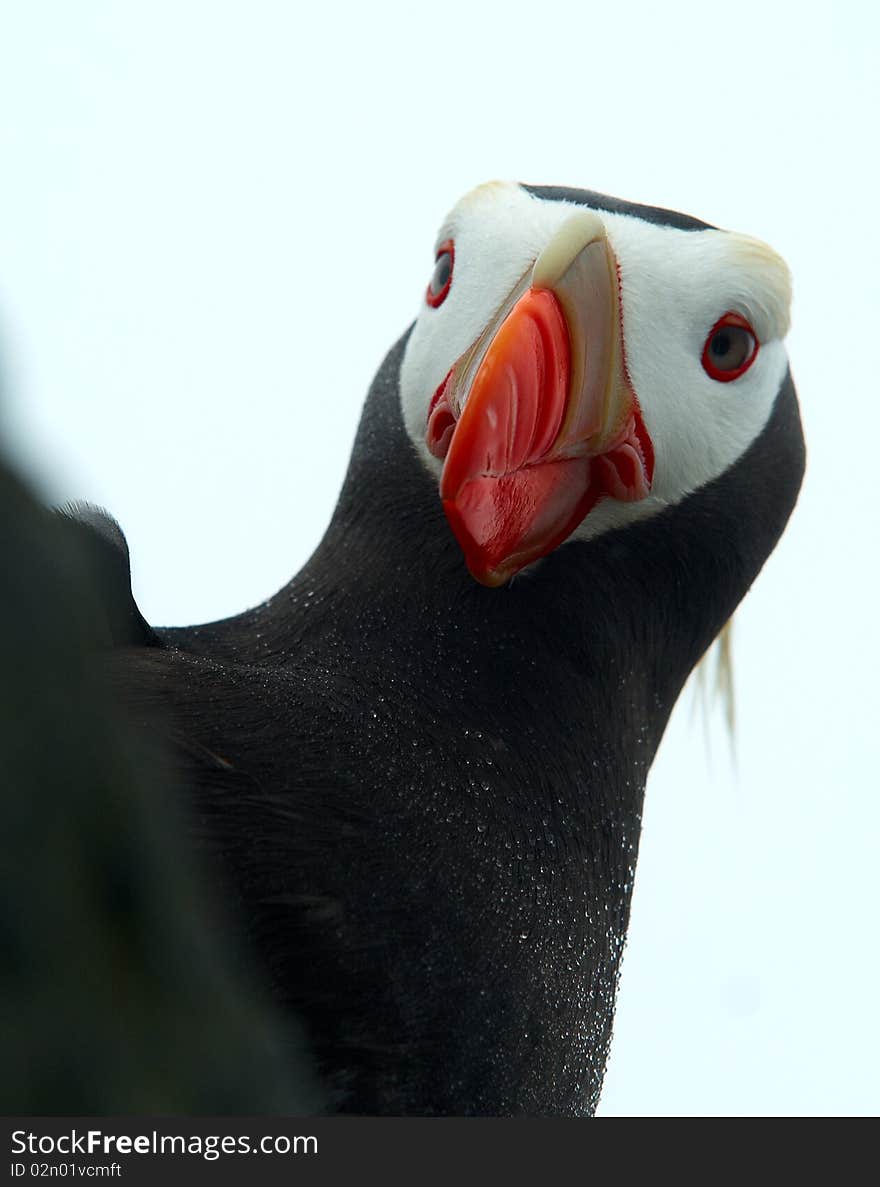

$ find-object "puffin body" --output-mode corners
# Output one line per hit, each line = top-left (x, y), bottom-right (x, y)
(91, 182), (804, 1114)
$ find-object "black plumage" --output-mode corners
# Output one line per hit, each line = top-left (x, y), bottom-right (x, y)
(14, 186), (805, 1115)
(107, 368), (803, 1114)
(0, 455), (321, 1114)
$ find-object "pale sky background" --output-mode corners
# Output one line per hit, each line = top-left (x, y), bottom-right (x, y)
(1, 1), (877, 1116)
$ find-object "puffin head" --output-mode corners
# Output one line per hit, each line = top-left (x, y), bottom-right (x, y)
(400, 180), (792, 586)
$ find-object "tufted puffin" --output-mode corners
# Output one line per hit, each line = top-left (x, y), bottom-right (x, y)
(63, 181), (805, 1115)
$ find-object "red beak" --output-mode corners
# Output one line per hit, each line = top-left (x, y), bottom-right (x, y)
(428, 214), (654, 587)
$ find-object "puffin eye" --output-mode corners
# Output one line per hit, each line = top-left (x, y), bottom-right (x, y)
(426, 240), (454, 308)
(701, 312), (759, 382)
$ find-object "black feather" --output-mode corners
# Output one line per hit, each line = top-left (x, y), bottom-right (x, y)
(55, 501), (162, 649)
(104, 329), (804, 1115)
(0, 457), (323, 1113)
(6, 189), (806, 1116)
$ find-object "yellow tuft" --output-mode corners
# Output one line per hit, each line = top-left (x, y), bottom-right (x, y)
(693, 618), (736, 745)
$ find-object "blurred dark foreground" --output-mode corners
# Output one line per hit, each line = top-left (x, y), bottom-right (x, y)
(0, 443), (322, 1114)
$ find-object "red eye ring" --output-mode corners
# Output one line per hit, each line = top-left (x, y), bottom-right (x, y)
(701, 311), (759, 382)
(426, 239), (454, 308)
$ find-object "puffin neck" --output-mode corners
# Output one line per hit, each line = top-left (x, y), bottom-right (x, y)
(299, 334), (804, 700)
(179, 330), (802, 738)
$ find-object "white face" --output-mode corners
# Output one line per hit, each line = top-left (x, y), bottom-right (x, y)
(400, 180), (792, 547)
